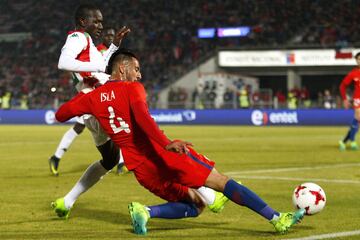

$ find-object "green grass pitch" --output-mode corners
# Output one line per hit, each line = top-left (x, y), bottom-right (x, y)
(1, 125), (360, 240)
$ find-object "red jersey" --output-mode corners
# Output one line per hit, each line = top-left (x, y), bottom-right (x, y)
(339, 68), (360, 100)
(56, 81), (171, 170)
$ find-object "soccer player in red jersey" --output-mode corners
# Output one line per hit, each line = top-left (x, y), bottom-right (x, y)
(339, 52), (360, 150)
(55, 49), (305, 235)
(97, 28), (115, 54)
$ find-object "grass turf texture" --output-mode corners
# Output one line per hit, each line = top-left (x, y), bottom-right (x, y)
(0, 125), (359, 240)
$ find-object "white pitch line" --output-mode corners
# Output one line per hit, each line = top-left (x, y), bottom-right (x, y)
(227, 175), (360, 184)
(225, 163), (360, 175)
(282, 229), (360, 240)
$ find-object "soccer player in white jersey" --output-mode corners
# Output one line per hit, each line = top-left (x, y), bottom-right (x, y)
(48, 25), (126, 175)
(51, 5), (228, 219)
(50, 4), (129, 212)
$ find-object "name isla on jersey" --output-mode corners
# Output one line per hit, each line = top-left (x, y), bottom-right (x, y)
(101, 90), (115, 102)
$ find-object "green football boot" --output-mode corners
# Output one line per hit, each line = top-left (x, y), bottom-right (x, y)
(270, 209), (305, 234)
(48, 155), (60, 176)
(350, 141), (358, 150)
(51, 198), (71, 219)
(208, 191), (229, 213)
(128, 202), (150, 235)
(338, 140), (346, 151)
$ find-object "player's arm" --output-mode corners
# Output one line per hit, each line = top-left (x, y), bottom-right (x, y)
(129, 82), (192, 153)
(55, 93), (91, 122)
(58, 32), (106, 72)
(339, 71), (353, 108)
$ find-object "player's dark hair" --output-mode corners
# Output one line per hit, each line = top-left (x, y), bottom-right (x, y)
(355, 52), (360, 59)
(106, 48), (138, 75)
(74, 4), (97, 26)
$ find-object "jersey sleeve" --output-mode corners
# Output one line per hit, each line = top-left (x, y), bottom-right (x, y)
(339, 71), (354, 100)
(55, 92), (91, 122)
(128, 82), (171, 148)
(58, 32), (106, 73)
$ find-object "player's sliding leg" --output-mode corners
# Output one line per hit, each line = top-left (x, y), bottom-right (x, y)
(52, 140), (119, 218)
(205, 169), (305, 234)
(48, 119), (85, 176)
(129, 189), (206, 235)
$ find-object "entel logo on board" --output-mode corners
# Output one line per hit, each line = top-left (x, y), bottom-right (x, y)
(251, 110), (298, 126)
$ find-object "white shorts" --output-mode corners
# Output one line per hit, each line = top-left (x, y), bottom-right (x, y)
(84, 115), (110, 146)
(75, 116), (85, 125)
(80, 87), (110, 146)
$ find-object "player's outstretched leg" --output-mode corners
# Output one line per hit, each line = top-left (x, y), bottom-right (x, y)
(205, 170), (305, 234)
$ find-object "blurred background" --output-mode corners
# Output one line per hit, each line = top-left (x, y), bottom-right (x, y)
(0, 0), (359, 111)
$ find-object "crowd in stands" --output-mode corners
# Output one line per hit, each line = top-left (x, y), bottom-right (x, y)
(164, 85), (341, 110)
(0, 0), (359, 109)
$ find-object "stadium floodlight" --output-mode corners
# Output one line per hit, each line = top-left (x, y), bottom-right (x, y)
(217, 27), (250, 38)
(198, 28), (216, 39)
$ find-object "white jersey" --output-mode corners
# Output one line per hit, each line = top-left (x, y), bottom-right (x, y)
(58, 30), (118, 91)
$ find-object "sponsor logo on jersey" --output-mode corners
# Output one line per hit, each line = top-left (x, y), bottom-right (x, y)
(70, 33), (79, 38)
(251, 110), (298, 126)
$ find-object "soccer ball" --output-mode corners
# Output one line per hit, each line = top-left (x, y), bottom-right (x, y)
(292, 182), (326, 215)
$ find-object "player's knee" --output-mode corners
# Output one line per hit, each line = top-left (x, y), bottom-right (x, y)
(205, 168), (229, 192)
(187, 188), (206, 215)
(98, 140), (119, 170)
(73, 122), (85, 134)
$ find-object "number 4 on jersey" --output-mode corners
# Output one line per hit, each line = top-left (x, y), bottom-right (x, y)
(108, 106), (130, 134)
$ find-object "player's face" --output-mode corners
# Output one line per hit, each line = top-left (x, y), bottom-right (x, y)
(84, 10), (103, 39)
(125, 58), (142, 82)
(103, 29), (115, 47)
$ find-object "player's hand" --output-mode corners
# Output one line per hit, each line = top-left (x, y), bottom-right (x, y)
(343, 99), (351, 109)
(113, 26), (131, 47)
(165, 140), (193, 154)
(83, 76), (100, 88)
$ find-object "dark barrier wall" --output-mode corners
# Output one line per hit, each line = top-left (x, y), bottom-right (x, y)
(0, 109), (354, 126)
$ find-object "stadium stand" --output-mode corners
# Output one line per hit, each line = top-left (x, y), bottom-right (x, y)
(0, 0), (359, 109)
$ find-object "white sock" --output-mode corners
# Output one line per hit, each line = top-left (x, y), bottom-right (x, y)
(64, 161), (108, 209)
(54, 128), (79, 159)
(118, 148), (124, 164)
(196, 186), (216, 205)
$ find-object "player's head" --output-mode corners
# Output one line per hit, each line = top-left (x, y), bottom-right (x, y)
(74, 4), (103, 39)
(102, 28), (115, 48)
(355, 52), (360, 66)
(107, 48), (141, 82)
